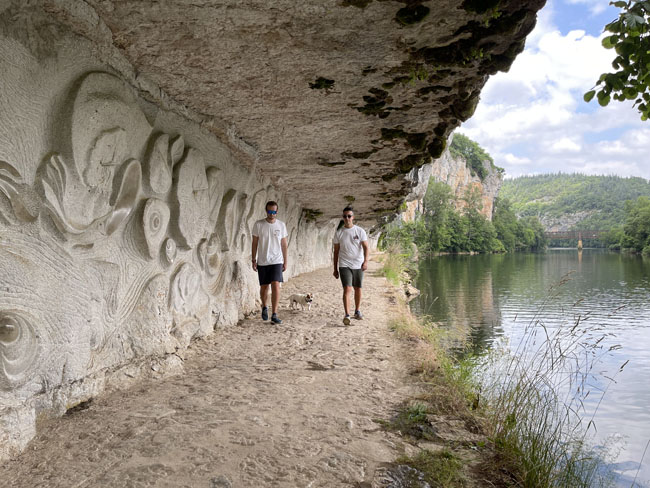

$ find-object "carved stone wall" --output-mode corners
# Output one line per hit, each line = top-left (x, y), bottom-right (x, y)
(0, 28), (335, 460)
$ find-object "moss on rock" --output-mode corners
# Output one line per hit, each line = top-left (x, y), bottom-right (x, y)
(309, 77), (335, 91)
(395, 4), (430, 25)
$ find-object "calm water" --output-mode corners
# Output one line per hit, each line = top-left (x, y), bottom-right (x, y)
(411, 249), (650, 486)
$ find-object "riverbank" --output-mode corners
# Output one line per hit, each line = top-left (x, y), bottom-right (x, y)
(0, 258), (502, 487)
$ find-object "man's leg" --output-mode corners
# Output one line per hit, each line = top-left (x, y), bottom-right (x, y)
(271, 281), (281, 314)
(353, 269), (364, 319)
(339, 267), (353, 325)
(260, 284), (269, 320)
(260, 284), (269, 307)
(343, 286), (353, 316)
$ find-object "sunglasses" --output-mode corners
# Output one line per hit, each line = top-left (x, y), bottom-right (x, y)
(343, 214), (354, 219)
(267, 210), (277, 215)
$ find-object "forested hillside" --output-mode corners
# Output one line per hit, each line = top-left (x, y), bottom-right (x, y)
(499, 174), (650, 231)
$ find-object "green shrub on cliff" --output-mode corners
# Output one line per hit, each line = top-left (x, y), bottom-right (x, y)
(449, 133), (503, 181)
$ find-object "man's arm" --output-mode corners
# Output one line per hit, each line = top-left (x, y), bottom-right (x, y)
(361, 240), (369, 271)
(333, 243), (340, 279)
(251, 235), (259, 271)
(281, 237), (288, 272)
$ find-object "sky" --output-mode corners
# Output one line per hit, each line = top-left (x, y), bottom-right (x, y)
(458, 0), (650, 181)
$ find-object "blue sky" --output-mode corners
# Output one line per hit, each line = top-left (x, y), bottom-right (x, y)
(459, 0), (650, 180)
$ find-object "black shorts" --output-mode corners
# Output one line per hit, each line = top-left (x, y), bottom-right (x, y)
(339, 267), (363, 288)
(258, 264), (284, 285)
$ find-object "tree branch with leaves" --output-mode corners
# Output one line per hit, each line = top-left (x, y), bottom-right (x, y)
(585, 0), (650, 120)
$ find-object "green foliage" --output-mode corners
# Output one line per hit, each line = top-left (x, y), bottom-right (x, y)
(479, 286), (619, 488)
(396, 449), (466, 487)
(378, 221), (420, 280)
(500, 173), (650, 238)
(420, 181), (454, 252)
(383, 402), (438, 441)
(587, 1), (650, 119)
(449, 133), (503, 181)
(381, 248), (407, 285)
(386, 178), (545, 255)
(492, 196), (548, 252)
(622, 195), (650, 251)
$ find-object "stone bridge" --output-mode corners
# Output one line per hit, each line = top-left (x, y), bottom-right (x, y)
(545, 230), (606, 240)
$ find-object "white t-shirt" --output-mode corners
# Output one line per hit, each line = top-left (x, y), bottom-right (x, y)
(252, 219), (288, 266)
(333, 225), (368, 269)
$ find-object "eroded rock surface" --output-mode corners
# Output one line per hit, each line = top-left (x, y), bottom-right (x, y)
(0, 0), (543, 460)
(71, 0), (541, 225)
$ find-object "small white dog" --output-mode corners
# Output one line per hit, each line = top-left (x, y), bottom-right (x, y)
(288, 293), (313, 311)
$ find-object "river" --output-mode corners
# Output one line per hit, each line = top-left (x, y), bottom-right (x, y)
(410, 249), (650, 487)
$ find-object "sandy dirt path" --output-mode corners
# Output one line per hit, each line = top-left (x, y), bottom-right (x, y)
(1, 261), (418, 487)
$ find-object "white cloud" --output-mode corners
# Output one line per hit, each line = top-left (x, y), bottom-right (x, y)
(565, 0), (609, 16)
(550, 137), (581, 153)
(459, 1), (650, 181)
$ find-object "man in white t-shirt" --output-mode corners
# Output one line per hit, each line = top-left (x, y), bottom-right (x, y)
(251, 201), (288, 324)
(333, 206), (369, 325)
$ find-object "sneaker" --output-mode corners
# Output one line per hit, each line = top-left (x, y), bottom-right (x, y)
(354, 310), (363, 320)
(343, 315), (351, 326)
(261, 306), (268, 321)
(271, 313), (282, 324)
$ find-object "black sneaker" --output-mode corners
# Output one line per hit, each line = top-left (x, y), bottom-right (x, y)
(271, 313), (282, 324)
(262, 306), (268, 321)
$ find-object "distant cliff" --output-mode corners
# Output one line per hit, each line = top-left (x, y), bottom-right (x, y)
(403, 142), (503, 222)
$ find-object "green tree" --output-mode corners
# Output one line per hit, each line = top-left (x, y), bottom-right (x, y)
(446, 211), (469, 252)
(449, 133), (503, 180)
(520, 216), (548, 251)
(586, 1), (650, 119)
(421, 180), (454, 252)
(622, 196), (650, 253)
(493, 197), (519, 251)
(602, 227), (625, 249)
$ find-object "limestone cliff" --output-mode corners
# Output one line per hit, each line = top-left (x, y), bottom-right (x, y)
(0, 0), (543, 459)
(403, 143), (503, 221)
(2, 0), (544, 227)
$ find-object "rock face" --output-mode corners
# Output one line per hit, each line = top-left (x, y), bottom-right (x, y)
(12, 0), (543, 227)
(0, 9), (334, 459)
(0, 0), (544, 458)
(403, 142), (503, 221)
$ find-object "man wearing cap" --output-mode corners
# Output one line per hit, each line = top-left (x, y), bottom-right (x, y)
(251, 201), (288, 324)
(333, 206), (369, 325)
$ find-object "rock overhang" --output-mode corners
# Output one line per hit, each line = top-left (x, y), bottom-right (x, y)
(67, 0), (544, 226)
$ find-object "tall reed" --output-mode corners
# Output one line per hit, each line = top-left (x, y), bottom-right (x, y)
(477, 273), (621, 487)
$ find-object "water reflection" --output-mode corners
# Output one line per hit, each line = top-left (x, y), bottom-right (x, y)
(411, 250), (650, 485)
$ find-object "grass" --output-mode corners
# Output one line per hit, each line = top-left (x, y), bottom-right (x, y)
(379, 401), (438, 441)
(476, 279), (621, 487)
(396, 449), (466, 487)
(382, 264), (618, 487)
(381, 248), (407, 286)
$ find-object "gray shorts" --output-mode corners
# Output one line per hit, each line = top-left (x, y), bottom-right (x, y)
(339, 267), (363, 288)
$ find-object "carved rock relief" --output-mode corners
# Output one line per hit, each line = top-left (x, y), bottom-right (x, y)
(0, 67), (315, 460)
(0, 311), (38, 391)
(169, 263), (211, 348)
(142, 198), (170, 260)
(0, 229), (101, 391)
(0, 161), (38, 224)
(0, 71), (252, 396)
(173, 148), (210, 249)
